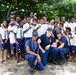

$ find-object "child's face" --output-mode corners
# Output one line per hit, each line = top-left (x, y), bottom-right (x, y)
(20, 21), (23, 27)
(32, 20), (37, 24)
(10, 19), (16, 25)
(57, 18), (60, 23)
(59, 24), (62, 29)
(10, 14), (15, 18)
(3, 21), (7, 27)
(30, 12), (34, 18)
(71, 18), (75, 23)
(23, 19), (27, 24)
(54, 23), (58, 27)
(27, 18), (30, 23)
(66, 29), (70, 34)
(16, 17), (20, 22)
(50, 20), (54, 25)
(40, 19), (44, 24)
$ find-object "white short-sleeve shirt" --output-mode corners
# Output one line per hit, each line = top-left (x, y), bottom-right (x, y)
(0, 27), (1, 34)
(72, 33), (76, 46)
(68, 22), (76, 34)
(0, 27), (8, 40)
(35, 24), (48, 37)
(23, 23), (33, 38)
(8, 25), (17, 44)
(63, 21), (68, 30)
(48, 24), (54, 30)
(16, 26), (23, 39)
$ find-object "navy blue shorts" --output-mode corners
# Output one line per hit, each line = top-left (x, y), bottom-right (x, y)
(16, 39), (22, 52)
(68, 46), (72, 52)
(1, 39), (8, 50)
(71, 46), (76, 54)
(10, 44), (16, 50)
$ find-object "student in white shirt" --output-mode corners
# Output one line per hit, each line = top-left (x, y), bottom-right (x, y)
(23, 16), (27, 24)
(8, 18), (17, 58)
(61, 16), (68, 31)
(56, 17), (60, 26)
(0, 20), (8, 63)
(48, 19), (55, 30)
(68, 16), (76, 34)
(16, 20), (24, 63)
(30, 12), (35, 24)
(63, 27), (73, 61)
(58, 23), (64, 34)
(16, 15), (21, 26)
(23, 17), (32, 51)
(0, 27), (2, 50)
(35, 19), (48, 37)
(31, 18), (38, 31)
(70, 27), (76, 62)
(43, 16), (49, 24)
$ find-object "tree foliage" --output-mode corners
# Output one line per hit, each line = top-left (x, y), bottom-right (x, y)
(0, 0), (76, 23)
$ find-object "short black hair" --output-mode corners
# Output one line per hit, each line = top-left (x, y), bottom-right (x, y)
(10, 17), (16, 21)
(70, 16), (75, 19)
(16, 15), (20, 18)
(18, 19), (22, 24)
(2, 19), (7, 23)
(66, 27), (71, 32)
(30, 12), (34, 14)
(54, 21), (58, 24)
(33, 18), (38, 22)
(59, 22), (63, 27)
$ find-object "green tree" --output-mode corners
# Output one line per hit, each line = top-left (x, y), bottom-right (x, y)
(0, 0), (76, 23)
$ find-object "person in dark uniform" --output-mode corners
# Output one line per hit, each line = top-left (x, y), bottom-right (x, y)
(25, 31), (44, 74)
(38, 28), (58, 65)
(52, 29), (68, 65)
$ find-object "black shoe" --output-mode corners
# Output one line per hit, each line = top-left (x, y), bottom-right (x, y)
(59, 59), (65, 65)
(30, 68), (34, 74)
(52, 59), (58, 65)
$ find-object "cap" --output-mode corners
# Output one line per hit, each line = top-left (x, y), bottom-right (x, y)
(32, 31), (38, 36)
(47, 27), (52, 31)
(56, 29), (61, 34)
(10, 12), (15, 15)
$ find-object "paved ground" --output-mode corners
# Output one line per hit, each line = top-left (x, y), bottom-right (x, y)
(0, 51), (76, 75)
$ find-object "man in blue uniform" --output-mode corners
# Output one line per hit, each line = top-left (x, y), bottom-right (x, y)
(25, 31), (44, 74)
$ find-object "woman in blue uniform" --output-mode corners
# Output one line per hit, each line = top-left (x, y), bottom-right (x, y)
(52, 29), (68, 65)
(38, 28), (58, 65)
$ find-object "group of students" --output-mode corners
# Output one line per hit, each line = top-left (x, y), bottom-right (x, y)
(0, 11), (76, 74)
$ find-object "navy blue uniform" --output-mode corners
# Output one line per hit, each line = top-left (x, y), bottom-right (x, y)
(39, 34), (55, 65)
(25, 39), (44, 70)
(52, 37), (68, 60)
